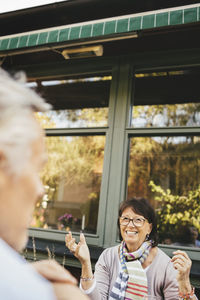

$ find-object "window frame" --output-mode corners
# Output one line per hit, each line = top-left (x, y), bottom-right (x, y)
(119, 52), (200, 262)
(28, 57), (117, 247)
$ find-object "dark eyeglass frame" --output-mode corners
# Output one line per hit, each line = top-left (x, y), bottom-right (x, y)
(119, 216), (146, 227)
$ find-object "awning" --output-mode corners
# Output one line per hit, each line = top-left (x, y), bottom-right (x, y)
(0, 3), (199, 56)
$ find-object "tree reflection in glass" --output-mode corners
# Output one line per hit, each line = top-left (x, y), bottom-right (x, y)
(31, 135), (105, 234)
(127, 136), (200, 248)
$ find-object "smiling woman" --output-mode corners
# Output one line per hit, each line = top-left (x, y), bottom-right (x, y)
(65, 197), (197, 300)
(119, 209), (152, 253)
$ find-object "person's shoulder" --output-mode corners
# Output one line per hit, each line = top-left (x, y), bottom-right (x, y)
(155, 248), (177, 274)
(154, 248), (171, 265)
(0, 262), (55, 300)
(0, 239), (55, 300)
(98, 245), (119, 263)
(149, 248), (177, 280)
(0, 238), (25, 266)
(157, 248), (170, 257)
(96, 245), (119, 271)
(101, 245), (119, 256)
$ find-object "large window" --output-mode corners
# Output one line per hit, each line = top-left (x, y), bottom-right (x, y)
(128, 136), (200, 246)
(128, 66), (200, 249)
(30, 71), (111, 236)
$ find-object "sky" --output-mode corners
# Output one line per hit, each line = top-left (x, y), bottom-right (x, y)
(0, 0), (67, 14)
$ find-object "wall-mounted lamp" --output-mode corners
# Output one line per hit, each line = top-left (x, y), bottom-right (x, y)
(62, 45), (103, 59)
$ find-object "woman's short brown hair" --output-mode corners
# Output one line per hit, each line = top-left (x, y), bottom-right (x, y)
(118, 197), (158, 247)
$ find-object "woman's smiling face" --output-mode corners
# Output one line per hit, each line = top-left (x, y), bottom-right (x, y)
(120, 207), (152, 252)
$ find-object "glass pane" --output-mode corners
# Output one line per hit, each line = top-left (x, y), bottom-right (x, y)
(36, 108), (109, 128)
(31, 135), (105, 234)
(131, 67), (200, 127)
(127, 136), (200, 248)
(33, 74), (111, 128)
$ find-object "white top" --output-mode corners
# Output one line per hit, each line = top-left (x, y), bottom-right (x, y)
(0, 238), (56, 300)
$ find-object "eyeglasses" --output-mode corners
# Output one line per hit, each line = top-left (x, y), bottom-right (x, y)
(119, 216), (146, 227)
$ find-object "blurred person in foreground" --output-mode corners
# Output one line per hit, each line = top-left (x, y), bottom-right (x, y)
(66, 197), (197, 299)
(0, 69), (88, 300)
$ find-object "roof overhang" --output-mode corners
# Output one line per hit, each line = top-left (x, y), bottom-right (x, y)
(0, 0), (199, 36)
(0, 3), (199, 57)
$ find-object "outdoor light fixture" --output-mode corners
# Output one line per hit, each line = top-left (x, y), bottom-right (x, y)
(61, 45), (103, 59)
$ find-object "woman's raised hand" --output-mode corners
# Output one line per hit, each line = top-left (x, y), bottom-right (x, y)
(66, 232), (94, 291)
(171, 250), (191, 282)
(65, 232), (91, 265)
(171, 250), (194, 297)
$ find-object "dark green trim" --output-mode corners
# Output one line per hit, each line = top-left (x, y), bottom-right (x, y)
(0, 5), (200, 54)
(45, 128), (108, 136)
(126, 127), (200, 136)
(14, 56), (116, 80)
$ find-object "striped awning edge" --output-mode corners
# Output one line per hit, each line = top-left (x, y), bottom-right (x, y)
(0, 3), (199, 55)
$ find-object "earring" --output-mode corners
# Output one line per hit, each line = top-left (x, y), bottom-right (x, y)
(145, 234), (150, 241)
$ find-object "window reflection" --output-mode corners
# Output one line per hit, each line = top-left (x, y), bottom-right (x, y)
(173, 225), (200, 248)
(132, 103), (200, 127)
(127, 136), (200, 248)
(36, 107), (108, 128)
(132, 67), (200, 127)
(31, 135), (105, 234)
(32, 74), (111, 128)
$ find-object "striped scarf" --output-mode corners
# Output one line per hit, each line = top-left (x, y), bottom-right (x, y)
(109, 241), (152, 300)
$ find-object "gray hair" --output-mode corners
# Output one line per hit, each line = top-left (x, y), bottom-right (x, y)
(0, 69), (51, 175)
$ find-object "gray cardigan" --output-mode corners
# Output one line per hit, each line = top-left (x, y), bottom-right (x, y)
(88, 246), (180, 300)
